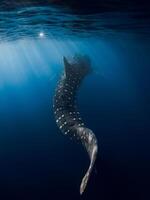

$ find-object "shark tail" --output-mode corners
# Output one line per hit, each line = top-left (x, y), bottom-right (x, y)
(77, 127), (98, 195)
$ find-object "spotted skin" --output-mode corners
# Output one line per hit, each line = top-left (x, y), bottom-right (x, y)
(53, 55), (98, 195)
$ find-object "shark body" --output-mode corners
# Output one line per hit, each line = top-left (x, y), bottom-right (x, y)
(53, 55), (98, 194)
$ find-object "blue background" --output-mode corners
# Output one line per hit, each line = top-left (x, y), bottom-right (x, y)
(0, 1), (150, 200)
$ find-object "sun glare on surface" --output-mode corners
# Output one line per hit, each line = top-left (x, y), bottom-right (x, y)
(39, 32), (45, 38)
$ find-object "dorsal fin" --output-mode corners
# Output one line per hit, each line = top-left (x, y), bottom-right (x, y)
(63, 56), (72, 77)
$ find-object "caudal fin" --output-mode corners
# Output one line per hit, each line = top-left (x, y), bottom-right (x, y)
(80, 137), (98, 195)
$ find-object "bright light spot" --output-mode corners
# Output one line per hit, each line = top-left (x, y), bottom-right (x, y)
(39, 32), (45, 38)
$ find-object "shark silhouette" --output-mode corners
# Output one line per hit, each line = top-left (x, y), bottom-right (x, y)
(53, 55), (98, 194)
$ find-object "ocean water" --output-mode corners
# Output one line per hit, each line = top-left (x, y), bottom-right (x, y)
(0, 1), (150, 200)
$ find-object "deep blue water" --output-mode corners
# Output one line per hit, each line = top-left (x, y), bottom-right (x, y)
(0, 1), (150, 200)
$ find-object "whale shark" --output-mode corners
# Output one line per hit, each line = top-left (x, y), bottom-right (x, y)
(53, 55), (98, 194)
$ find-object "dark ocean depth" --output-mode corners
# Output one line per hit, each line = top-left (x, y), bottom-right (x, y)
(0, 1), (150, 200)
